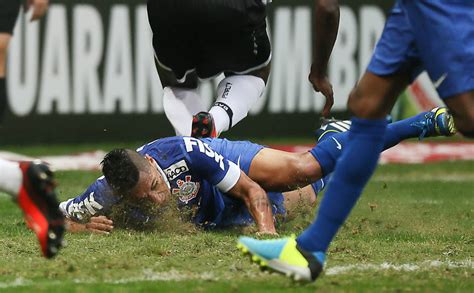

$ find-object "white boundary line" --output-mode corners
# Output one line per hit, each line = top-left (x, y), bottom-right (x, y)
(325, 259), (473, 276)
(0, 259), (471, 288)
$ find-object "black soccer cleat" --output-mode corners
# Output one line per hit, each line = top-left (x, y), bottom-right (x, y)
(191, 111), (218, 138)
(315, 118), (351, 142)
(17, 161), (65, 258)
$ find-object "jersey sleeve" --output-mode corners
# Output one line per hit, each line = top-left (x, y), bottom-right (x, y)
(182, 137), (241, 192)
(59, 176), (119, 222)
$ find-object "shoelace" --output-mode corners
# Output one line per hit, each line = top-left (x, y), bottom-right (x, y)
(410, 112), (434, 140)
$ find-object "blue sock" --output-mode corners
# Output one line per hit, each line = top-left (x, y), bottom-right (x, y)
(297, 117), (387, 253)
(383, 111), (429, 148)
(311, 175), (330, 194)
(310, 111), (430, 176)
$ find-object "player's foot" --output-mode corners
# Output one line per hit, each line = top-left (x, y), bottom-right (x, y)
(17, 161), (65, 258)
(237, 236), (325, 282)
(315, 118), (350, 142)
(191, 112), (218, 138)
(411, 107), (456, 139)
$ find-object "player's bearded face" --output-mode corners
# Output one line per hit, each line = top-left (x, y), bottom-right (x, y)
(129, 160), (170, 206)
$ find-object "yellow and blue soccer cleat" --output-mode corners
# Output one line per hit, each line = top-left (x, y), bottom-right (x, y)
(411, 107), (456, 139)
(237, 237), (325, 282)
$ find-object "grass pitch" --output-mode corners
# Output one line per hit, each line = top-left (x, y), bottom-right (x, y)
(0, 156), (472, 292)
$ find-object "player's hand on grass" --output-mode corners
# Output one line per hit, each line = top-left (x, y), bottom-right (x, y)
(309, 66), (334, 118)
(85, 216), (114, 234)
(66, 216), (114, 234)
(25, 0), (49, 21)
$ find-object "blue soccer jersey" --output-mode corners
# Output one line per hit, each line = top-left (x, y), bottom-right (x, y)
(60, 137), (285, 228)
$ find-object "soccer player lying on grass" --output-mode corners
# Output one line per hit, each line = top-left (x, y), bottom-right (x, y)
(60, 108), (455, 234)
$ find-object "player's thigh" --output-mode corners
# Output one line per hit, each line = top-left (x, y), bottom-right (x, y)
(0, 34), (12, 76)
(443, 91), (474, 137)
(248, 149), (322, 191)
(401, 1), (474, 100)
(0, 0), (21, 76)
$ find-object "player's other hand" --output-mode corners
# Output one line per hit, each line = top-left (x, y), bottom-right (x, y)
(66, 216), (114, 234)
(309, 66), (334, 118)
(85, 216), (114, 234)
(25, 0), (49, 21)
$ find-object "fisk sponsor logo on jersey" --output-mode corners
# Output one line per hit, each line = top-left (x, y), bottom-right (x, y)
(183, 137), (225, 170)
(164, 160), (189, 181)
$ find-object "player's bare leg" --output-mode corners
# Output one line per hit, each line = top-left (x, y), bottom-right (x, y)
(282, 185), (317, 218)
(249, 149), (322, 192)
(443, 91), (474, 138)
(0, 33), (12, 122)
(348, 72), (410, 119)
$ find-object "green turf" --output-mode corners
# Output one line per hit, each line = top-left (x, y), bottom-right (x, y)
(0, 161), (473, 292)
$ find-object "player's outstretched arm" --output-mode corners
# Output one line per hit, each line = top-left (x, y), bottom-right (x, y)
(227, 171), (277, 235)
(25, 0), (49, 21)
(310, 0), (340, 117)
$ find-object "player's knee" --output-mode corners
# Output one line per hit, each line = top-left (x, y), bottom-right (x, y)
(348, 88), (387, 119)
(455, 113), (474, 138)
(316, 0), (339, 14)
(294, 153), (320, 184)
(0, 44), (7, 63)
(348, 88), (370, 117)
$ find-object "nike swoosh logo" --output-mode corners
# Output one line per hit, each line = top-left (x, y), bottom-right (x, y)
(332, 137), (342, 150)
(433, 73), (448, 89)
(237, 155), (241, 168)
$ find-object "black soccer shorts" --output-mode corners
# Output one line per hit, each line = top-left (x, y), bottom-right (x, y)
(147, 0), (271, 82)
(0, 0), (21, 34)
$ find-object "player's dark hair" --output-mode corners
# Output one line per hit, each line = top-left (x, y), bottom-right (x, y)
(101, 149), (144, 195)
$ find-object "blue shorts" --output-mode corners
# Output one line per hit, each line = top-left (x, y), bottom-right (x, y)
(367, 0), (474, 98)
(199, 138), (286, 228)
(204, 138), (265, 174)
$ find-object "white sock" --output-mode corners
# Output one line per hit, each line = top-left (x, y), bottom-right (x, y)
(209, 75), (265, 134)
(163, 87), (206, 136)
(0, 159), (22, 196)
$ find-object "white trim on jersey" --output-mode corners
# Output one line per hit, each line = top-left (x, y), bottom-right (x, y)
(152, 159), (171, 189)
(216, 161), (241, 193)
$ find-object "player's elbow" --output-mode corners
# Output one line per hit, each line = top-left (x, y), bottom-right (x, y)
(241, 182), (268, 211)
(316, 0), (339, 14)
(245, 182), (267, 202)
